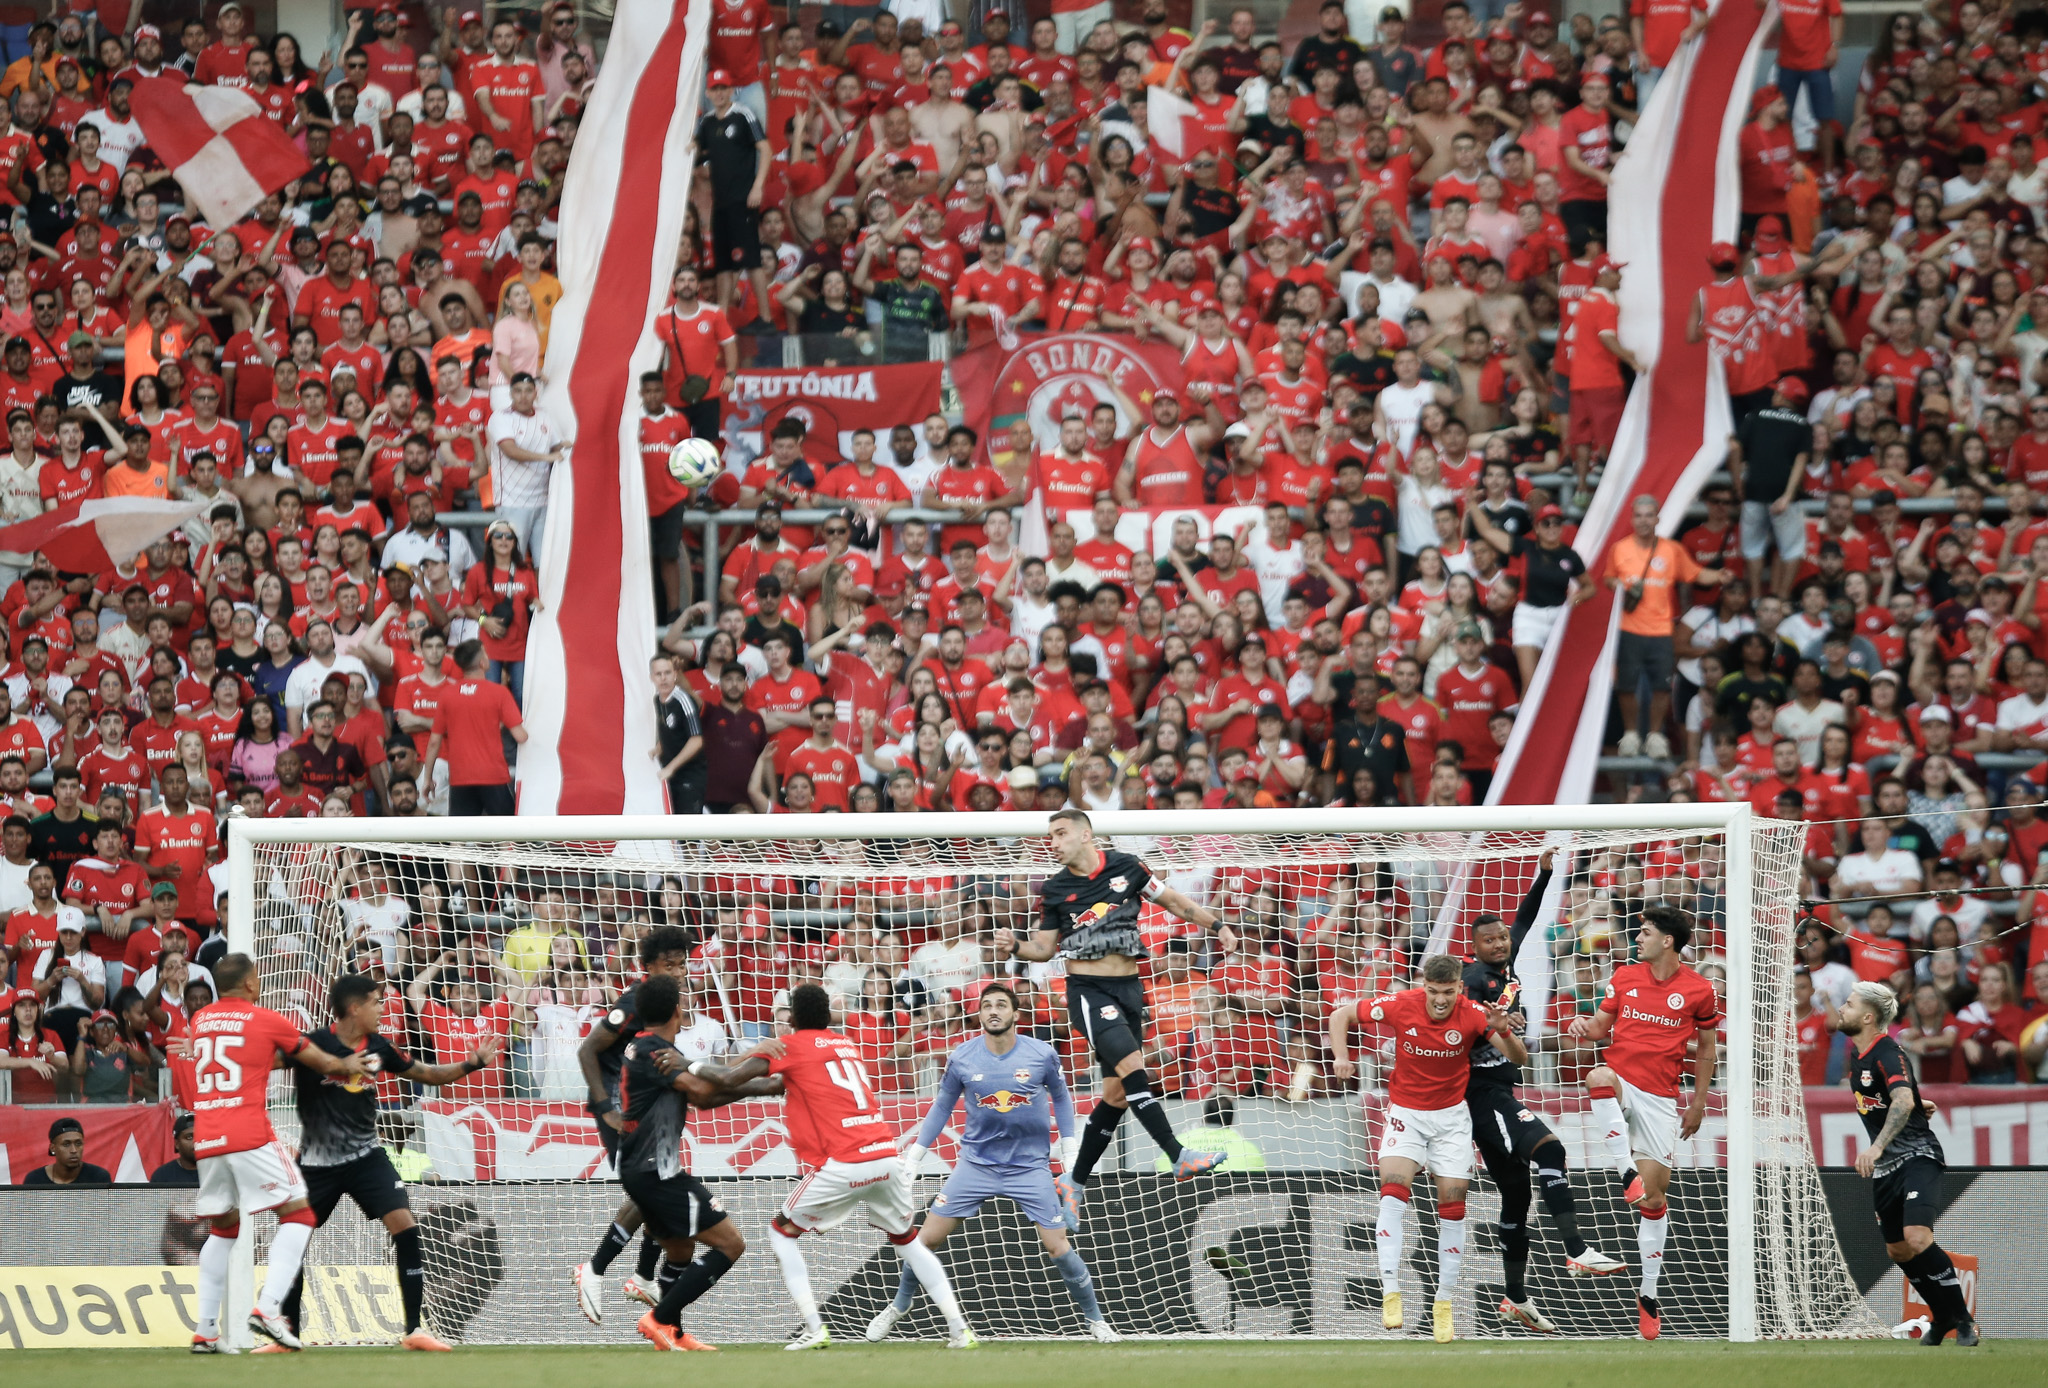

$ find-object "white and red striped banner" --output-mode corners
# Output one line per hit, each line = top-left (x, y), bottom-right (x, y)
(1487, 0), (1774, 809)
(520, 0), (711, 817)
(128, 77), (310, 229)
(0, 495), (211, 572)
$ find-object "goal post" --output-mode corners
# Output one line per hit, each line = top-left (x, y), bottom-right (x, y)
(222, 804), (1885, 1345)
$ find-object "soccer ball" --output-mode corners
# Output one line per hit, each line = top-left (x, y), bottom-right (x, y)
(667, 437), (723, 487)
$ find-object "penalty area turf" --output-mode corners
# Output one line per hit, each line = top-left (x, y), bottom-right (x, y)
(11, 1339), (2043, 1388)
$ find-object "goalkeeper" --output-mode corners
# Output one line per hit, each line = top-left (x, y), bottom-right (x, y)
(867, 983), (1119, 1344)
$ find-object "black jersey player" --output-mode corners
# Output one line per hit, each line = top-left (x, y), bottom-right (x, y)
(996, 808), (1233, 1223)
(1463, 849), (1623, 1333)
(1837, 980), (1979, 1346)
(574, 925), (696, 1323)
(615, 974), (749, 1351)
(285, 972), (500, 1350)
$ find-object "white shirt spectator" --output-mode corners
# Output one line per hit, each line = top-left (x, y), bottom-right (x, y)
(397, 86), (468, 123)
(32, 933), (103, 1012)
(1833, 847), (1923, 900)
(341, 890), (412, 968)
(908, 934), (981, 997)
(1908, 892), (1991, 947)
(136, 960), (215, 999)
(382, 523), (477, 577)
(283, 651), (374, 719)
(1773, 697), (1845, 766)
(0, 853), (31, 914)
(1010, 592), (1057, 653)
(1804, 958), (1857, 1012)
(1677, 606), (1754, 688)
(353, 81), (397, 145)
(77, 110), (147, 172)
(1241, 528), (1304, 625)
(1996, 689), (2048, 736)
(487, 404), (562, 510)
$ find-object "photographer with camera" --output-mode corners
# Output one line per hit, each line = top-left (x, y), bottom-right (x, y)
(1600, 495), (1735, 761)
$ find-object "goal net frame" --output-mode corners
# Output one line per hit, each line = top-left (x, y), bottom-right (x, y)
(218, 803), (1878, 1346)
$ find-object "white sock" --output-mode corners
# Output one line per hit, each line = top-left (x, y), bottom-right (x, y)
(1437, 1219), (1467, 1297)
(258, 1220), (313, 1316)
(897, 1238), (967, 1332)
(1590, 1094), (1635, 1177)
(1375, 1193), (1408, 1288)
(1638, 1207), (1669, 1299)
(197, 1233), (233, 1336)
(768, 1229), (822, 1332)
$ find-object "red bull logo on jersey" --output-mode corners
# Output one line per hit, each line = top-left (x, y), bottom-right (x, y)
(977, 1088), (1036, 1113)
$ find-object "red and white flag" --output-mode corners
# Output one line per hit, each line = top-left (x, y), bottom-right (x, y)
(128, 76), (310, 230)
(519, 0), (711, 817)
(0, 496), (209, 573)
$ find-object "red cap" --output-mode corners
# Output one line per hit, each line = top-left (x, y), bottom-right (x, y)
(1751, 84), (1783, 117)
(1707, 240), (1740, 268)
(1590, 253), (1622, 275)
(1775, 375), (1810, 401)
(706, 472), (742, 507)
(1151, 388), (1179, 405)
(707, 68), (733, 87)
(135, 23), (160, 38)
(459, 9), (482, 23)
(1378, 318), (1407, 349)
(1752, 215), (1786, 248)
(1535, 503), (1565, 521)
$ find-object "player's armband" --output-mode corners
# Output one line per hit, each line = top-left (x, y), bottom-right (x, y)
(1140, 876), (1166, 903)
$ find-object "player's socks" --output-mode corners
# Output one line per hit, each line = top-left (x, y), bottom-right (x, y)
(394, 1226), (425, 1334)
(1437, 1201), (1467, 1296)
(892, 1263), (919, 1313)
(1588, 1088), (1634, 1178)
(1900, 1246), (1972, 1325)
(652, 1249), (733, 1325)
(280, 1271), (305, 1336)
(636, 1233), (664, 1281)
(769, 1229), (825, 1332)
(657, 1259), (681, 1296)
(1118, 1069), (1183, 1161)
(1375, 1182), (1410, 1288)
(1536, 1155), (1589, 1258)
(1071, 1100), (1124, 1185)
(897, 1237), (969, 1334)
(1636, 1202), (1668, 1300)
(196, 1227), (237, 1338)
(589, 1222), (632, 1275)
(1052, 1249), (1103, 1323)
(259, 1210), (316, 1317)
(1498, 1219), (1530, 1305)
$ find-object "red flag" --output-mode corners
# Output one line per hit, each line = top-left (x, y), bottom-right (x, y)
(0, 497), (210, 573)
(128, 77), (310, 230)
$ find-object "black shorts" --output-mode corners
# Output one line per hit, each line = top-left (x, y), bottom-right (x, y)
(650, 501), (687, 560)
(303, 1148), (411, 1225)
(1067, 973), (1147, 1076)
(1468, 1085), (1557, 1163)
(622, 1168), (728, 1242)
(1873, 1155), (1945, 1243)
(710, 206), (761, 272)
(594, 1104), (621, 1161)
(449, 782), (515, 817)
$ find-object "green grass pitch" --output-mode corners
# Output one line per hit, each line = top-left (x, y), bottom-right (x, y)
(10, 1340), (2043, 1388)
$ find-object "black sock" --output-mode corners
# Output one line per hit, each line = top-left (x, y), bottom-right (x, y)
(394, 1226), (425, 1334)
(636, 1232), (663, 1281)
(1536, 1152), (1587, 1258)
(1120, 1069), (1182, 1162)
(281, 1269), (305, 1335)
(652, 1249), (734, 1326)
(590, 1221), (632, 1275)
(1072, 1100), (1124, 1185)
(1903, 1247), (1972, 1324)
(1499, 1220), (1530, 1303)
(657, 1259), (680, 1294)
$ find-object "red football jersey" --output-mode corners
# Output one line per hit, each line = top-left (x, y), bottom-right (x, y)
(1363, 987), (1492, 1110)
(190, 998), (308, 1156)
(768, 1028), (898, 1167)
(1599, 960), (1721, 1097)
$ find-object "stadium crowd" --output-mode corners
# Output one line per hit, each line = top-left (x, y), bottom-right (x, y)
(3, 0), (2048, 1142)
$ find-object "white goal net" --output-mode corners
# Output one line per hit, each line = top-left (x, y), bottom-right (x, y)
(226, 806), (1886, 1345)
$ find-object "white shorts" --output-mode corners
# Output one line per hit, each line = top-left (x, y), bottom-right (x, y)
(1511, 601), (1565, 650)
(1617, 1072), (1680, 1166)
(780, 1156), (915, 1237)
(1740, 499), (1808, 562)
(1377, 1102), (1474, 1180)
(195, 1140), (308, 1217)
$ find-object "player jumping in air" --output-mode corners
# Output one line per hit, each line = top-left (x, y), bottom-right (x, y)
(1835, 980), (1979, 1346)
(1464, 849), (1624, 1335)
(688, 983), (977, 1350)
(868, 982), (1120, 1344)
(575, 926), (696, 1323)
(282, 972), (504, 1351)
(187, 953), (375, 1352)
(996, 808), (1231, 1221)
(1569, 905), (1720, 1341)
(618, 974), (751, 1351)
(1332, 953), (1525, 1343)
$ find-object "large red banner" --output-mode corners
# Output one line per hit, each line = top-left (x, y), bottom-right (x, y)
(0, 1102), (177, 1183)
(949, 332), (1188, 473)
